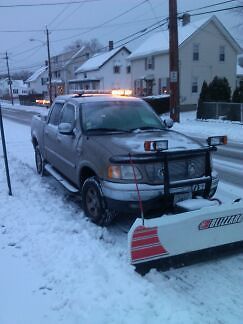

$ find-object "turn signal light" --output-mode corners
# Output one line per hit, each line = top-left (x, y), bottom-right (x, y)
(144, 140), (168, 152)
(207, 135), (227, 146)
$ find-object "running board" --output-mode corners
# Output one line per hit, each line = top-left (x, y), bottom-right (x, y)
(44, 164), (79, 193)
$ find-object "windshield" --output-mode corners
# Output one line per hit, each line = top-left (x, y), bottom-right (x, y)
(81, 100), (165, 132)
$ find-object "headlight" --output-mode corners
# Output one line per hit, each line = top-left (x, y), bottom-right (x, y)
(108, 165), (142, 180)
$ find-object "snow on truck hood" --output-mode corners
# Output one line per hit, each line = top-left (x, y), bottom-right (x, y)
(93, 129), (202, 155)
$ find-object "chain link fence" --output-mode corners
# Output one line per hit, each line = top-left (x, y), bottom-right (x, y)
(197, 102), (243, 123)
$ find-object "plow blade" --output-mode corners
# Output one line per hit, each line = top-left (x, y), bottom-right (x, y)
(128, 199), (243, 266)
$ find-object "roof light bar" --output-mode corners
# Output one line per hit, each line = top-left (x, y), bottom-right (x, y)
(111, 89), (132, 96)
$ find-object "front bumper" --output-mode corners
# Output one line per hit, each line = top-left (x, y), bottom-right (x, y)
(102, 172), (219, 214)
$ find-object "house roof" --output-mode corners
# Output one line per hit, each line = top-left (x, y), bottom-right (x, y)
(26, 66), (47, 83)
(75, 46), (131, 73)
(129, 15), (242, 60)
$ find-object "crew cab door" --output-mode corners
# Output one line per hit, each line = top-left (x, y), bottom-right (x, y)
(44, 101), (64, 166)
(55, 102), (81, 184)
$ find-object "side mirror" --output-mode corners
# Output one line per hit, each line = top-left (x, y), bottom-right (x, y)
(58, 122), (74, 135)
(163, 117), (174, 128)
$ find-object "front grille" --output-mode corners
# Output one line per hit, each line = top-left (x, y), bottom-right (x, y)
(144, 155), (206, 183)
(169, 156), (205, 181)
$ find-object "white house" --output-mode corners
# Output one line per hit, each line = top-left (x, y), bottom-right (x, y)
(50, 46), (92, 95)
(129, 15), (242, 107)
(0, 78), (28, 98)
(25, 66), (48, 96)
(70, 46), (131, 92)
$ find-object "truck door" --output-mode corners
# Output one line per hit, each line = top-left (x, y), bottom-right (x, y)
(44, 101), (64, 166)
(55, 102), (81, 184)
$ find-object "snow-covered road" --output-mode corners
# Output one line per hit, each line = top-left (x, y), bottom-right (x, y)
(0, 119), (243, 324)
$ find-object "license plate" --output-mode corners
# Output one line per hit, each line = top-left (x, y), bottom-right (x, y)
(174, 191), (192, 204)
(192, 183), (205, 192)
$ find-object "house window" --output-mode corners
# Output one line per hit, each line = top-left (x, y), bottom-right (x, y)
(219, 46), (225, 62)
(192, 77), (198, 93)
(145, 56), (155, 70)
(13, 89), (18, 94)
(41, 77), (48, 85)
(193, 44), (199, 61)
(158, 77), (169, 94)
(113, 65), (120, 74)
(126, 65), (131, 74)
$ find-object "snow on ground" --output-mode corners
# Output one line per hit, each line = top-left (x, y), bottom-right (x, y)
(0, 117), (243, 324)
(173, 111), (243, 143)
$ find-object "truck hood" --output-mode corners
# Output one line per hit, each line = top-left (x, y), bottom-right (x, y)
(91, 129), (202, 155)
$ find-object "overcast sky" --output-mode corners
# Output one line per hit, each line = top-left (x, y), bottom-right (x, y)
(0, 0), (242, 74)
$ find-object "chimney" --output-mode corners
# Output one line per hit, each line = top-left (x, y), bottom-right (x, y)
(109, 40), (114, 51)
(182, 13), (190, 26)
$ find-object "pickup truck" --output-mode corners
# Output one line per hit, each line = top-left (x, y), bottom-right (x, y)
(31, 93), (219, 225)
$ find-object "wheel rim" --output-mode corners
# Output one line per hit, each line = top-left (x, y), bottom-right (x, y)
(35, 149), (42, 173)
(85, 186), (101, 220)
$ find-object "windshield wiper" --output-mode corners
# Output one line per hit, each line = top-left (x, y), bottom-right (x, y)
(86, 127), (129, 133)
(129, 126), (163, 132)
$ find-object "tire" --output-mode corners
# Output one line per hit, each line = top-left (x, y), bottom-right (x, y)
(35, 145), (45, 176)
(81, 177), (116, 226)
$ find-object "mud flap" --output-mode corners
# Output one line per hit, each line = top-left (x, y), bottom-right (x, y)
(128, 199), (243, 266)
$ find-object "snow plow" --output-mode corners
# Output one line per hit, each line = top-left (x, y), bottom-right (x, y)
(127, 136), (243, 270)
(128, 198), (243, 269)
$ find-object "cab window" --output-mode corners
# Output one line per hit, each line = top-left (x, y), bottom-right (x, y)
(59, 103), (75, 125)
(48, 102), (64, 125)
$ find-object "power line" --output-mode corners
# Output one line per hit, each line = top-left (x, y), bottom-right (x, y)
(51, 0), (149, 43)
(3, 17), (168, 73)
(181, 0), (238, 14)
(48, 0), (73, 27)
(0, 0), (102, 8)
(189, 4), (243, 17)
(0, 17), (159, 33)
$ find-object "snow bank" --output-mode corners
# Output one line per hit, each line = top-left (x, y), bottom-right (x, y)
(172, 111), (243, 143)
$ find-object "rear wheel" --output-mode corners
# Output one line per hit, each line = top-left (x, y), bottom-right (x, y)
(82, 177), (116, 226)
(35, 145), (45, 176)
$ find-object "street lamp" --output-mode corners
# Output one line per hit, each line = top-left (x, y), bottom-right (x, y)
(30, 27), (53, 105)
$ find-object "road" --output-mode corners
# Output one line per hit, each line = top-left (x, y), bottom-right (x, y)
(1, 105), (242, 188)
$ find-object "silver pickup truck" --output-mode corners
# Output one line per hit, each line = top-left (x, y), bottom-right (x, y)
(31, 93), (219, 225)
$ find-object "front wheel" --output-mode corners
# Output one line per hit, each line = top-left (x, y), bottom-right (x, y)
(81, 177), (116, 226)
(35, 145), (45, 176)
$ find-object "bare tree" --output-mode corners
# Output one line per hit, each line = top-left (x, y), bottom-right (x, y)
(12, 70), (32, 81)
(65, 38), (104, 55)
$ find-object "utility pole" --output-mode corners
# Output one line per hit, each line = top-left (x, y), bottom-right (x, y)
(0, 104), (12, 196)
(46, 26), (53, 105)
(169, 0), (180, 122)
(5, 52), (14, 105)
